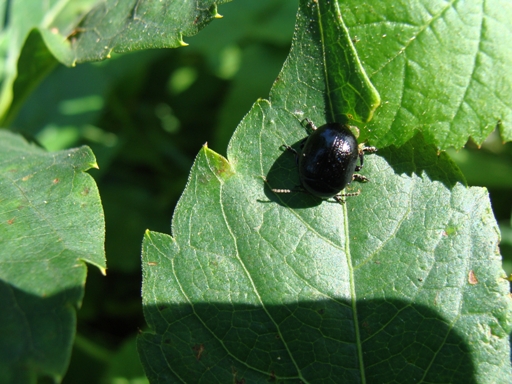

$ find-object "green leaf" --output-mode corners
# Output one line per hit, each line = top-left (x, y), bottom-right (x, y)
(0, 131), (105, 383)
(138, 1), (512, 382)
(319, 1), (381, 124)
(70, 0), (230, 64)
(0, 0), (96, 123)
(0, 0), (231, 123)
(2, 30), (59, 127)
(104, 336), (149, 383)
(271, 0), (380, 125)
(338, 0), (512, 148)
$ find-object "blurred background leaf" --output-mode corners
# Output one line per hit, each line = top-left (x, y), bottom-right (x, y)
(0, 0), (231, 125)
(0, 131), (105, 383)
(0, 0), (99, 124)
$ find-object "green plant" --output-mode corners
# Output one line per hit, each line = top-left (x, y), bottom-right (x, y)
(1, 0), (511, 383)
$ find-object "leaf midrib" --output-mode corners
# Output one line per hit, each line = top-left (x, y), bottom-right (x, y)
(316, 2), (366, 382)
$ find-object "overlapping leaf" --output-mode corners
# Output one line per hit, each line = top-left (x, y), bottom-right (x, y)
(339, 0), (512, 148)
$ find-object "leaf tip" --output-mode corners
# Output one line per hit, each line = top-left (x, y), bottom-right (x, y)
(201, 145), (235, 180)
(210, 4), (222, 19)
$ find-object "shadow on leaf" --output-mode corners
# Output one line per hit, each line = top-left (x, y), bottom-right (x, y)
(264, 138), (327, 209)
(0, 280), (81, 383)
(138, 298), (475, 383)
(377, 133), (465, 190)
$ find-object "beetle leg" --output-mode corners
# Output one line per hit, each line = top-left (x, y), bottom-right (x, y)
(303, 118), (318, 131)
(343, 190), (361, 197)
(334, 189), (361, 204)
(280, 143), (302, 165)
(334, 195), (346, 204)
(272, 188), (293, 194)
(355, 151), (364, 172)
(265, 169), (305, 195)
(362, 146), (377, 155)
(353, 174), (369, 183)
(299, 137), (307, 150)
(280, 144), (298, 155)
(355, 146), (377, 171)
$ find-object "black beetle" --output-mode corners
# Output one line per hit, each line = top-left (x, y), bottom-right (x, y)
(272, 119), (377, 204)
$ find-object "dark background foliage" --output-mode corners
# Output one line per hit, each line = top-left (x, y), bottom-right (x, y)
(5, 0), (512, 382)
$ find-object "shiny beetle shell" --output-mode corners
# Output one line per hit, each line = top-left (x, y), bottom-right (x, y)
(298, 122), (359, 198)
(271, 119), (376, 203)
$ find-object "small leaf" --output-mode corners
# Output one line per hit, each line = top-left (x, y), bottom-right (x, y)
(0, 131), (105, 382)
(139, 1), (512, 382)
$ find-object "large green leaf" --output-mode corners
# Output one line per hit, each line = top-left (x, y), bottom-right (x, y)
(339, 0), (512, 148)
(138, 1), (512, 382)
(0, 131), (105, 383)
